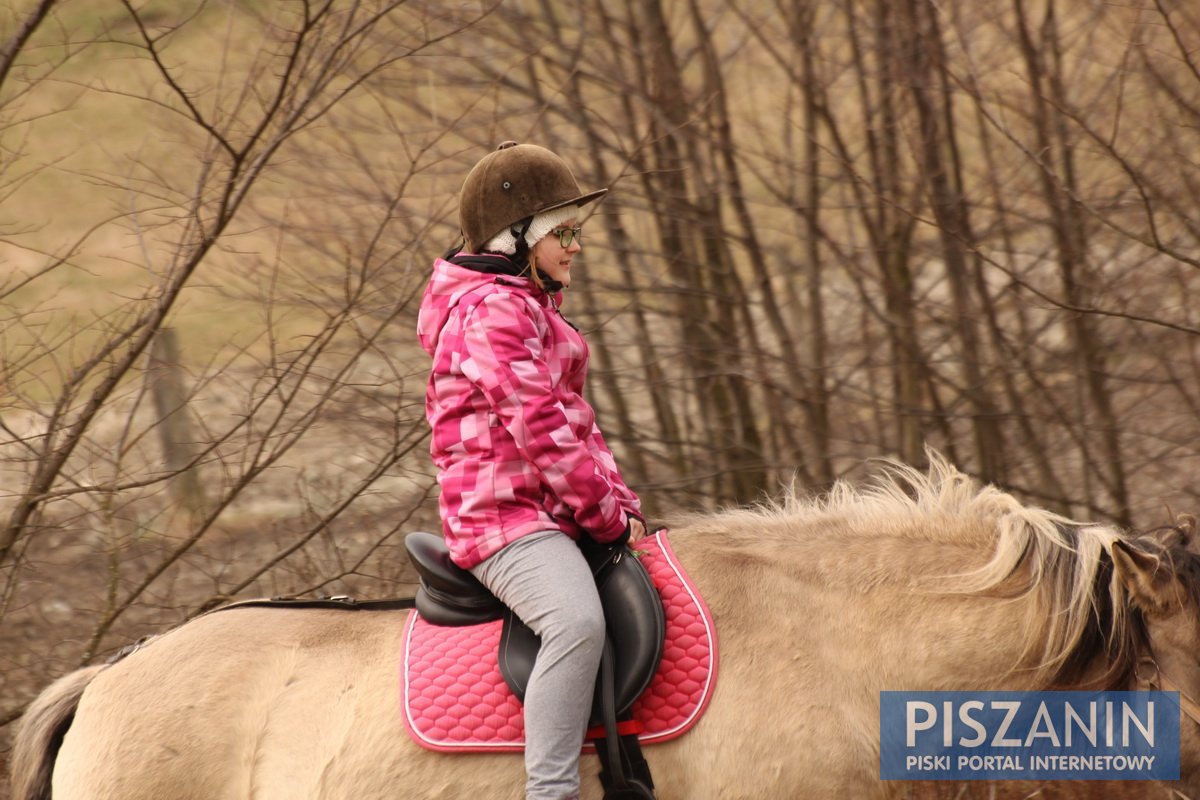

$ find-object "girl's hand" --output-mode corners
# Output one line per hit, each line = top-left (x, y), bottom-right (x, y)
(629, 517), (647, 542)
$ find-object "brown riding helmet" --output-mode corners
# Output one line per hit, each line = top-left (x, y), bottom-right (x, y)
(458, 141), (608, 253)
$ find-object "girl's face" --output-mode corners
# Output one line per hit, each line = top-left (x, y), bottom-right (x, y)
(530, 219), (583, 289)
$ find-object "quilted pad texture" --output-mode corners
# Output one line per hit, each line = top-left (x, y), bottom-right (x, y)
(400, 530), (717, 752)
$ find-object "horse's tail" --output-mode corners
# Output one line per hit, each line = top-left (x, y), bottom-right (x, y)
(10, 664), (106, 800)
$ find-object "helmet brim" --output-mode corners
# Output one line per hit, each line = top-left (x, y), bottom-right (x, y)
(533, 187), (609, 216)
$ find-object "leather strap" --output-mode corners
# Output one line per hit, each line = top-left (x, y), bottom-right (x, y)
(599, 637), (628, 791)
(585, 720), (644, 740)
(1136, 656), (1200, 725)
(593, 634), (656, 799)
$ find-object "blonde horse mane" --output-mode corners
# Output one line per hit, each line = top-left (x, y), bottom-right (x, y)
(685, 453), (1182, 689)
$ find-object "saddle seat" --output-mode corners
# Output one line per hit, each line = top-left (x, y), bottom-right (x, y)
(405, 531), (504, 626)
(404, 531), (666, 719)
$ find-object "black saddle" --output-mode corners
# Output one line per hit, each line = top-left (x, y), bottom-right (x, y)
(404, 531), (666, 719)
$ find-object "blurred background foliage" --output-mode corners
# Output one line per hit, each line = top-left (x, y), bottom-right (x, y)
(2, 3), (1199, 791)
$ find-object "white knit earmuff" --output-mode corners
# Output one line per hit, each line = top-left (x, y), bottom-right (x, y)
(483, 205), (579, 255)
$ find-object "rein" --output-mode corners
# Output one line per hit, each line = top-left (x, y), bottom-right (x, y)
(1136, 653), (1200, 726)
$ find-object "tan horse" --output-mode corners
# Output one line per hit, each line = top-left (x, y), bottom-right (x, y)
(12, 457), (1200, 799)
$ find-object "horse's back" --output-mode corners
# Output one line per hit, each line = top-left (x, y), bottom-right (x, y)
(52, 606), (457, 799)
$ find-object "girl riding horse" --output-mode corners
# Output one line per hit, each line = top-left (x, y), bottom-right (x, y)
(417, 141), (647, 800)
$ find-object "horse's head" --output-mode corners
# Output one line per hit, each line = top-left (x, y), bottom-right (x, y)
(1112, 517), (1200, 789)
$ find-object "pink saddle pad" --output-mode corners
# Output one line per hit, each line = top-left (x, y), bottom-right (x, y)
(399, 530), (718, 752)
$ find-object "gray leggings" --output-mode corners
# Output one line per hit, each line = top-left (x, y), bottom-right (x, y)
(471, 531), (605, 800)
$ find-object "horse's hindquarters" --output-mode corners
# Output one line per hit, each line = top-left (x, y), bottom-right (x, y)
(49, 608), (430, 799)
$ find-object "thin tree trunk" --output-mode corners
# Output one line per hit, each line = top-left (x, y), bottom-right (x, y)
(1013, 0), (1131, 525)
(898, 0), (1007, 483)
(631, 0), (769, 502)
(792, 0), (834, 485)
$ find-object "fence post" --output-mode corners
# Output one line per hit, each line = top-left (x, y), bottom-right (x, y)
(146, 327), (206, 516)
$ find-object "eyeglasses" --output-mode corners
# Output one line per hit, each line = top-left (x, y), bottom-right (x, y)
(553, 226), (583, 248)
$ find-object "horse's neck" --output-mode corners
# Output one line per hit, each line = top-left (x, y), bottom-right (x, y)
(671, 526), (1045, 693)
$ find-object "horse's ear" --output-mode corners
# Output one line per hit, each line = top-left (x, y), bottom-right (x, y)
(1112, 540), (1176, 614)
(1178, 514), (1197, 545)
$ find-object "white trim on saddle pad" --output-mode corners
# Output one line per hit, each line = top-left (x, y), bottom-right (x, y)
(398, 530), (719, 753)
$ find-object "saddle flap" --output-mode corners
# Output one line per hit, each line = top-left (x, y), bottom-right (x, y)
(498, 545), (666, 719)
(598, 548), (666, 711)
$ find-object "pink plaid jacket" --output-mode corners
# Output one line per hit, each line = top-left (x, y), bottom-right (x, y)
(418, 257), (641, 568)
